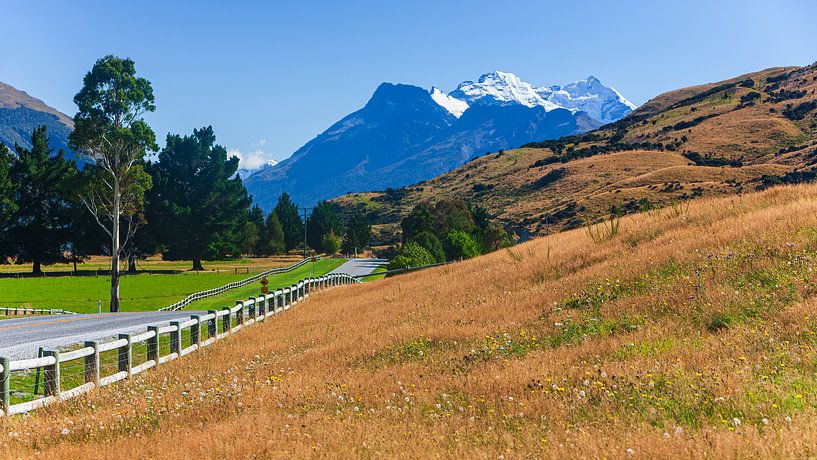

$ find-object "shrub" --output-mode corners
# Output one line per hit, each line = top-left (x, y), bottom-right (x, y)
(445, 230), (481, 261)
(410, 231), (446, 263)
(388, 242), (436, 270)
(531, 168), (567, 189)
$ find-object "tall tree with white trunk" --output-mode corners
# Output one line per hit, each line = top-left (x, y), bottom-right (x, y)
(69, 56), (156, 312)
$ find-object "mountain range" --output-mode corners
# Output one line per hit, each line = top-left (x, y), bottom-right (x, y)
(332, 63), (817, 244)
(244, 71), (635, 209)
(0, 81), (74, 158)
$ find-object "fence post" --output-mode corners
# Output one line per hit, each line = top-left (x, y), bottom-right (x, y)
(0, 357), (9, 414)
(147, 326), (160, 366)
(84, 341), (100, 386)
(248, 297), (257, 321)
(169, 321), (182, 356)
(235, 301), (244, 326)
(191, 316), (201, 348)
(208, 310), (218, 339)
(118, 334), (132, 377)
(222, 307), (232, 335)
(43, 349), (60, 397)
(257, 295), (266, 317)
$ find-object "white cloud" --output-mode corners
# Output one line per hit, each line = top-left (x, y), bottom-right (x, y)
(228, 147), (278, 172)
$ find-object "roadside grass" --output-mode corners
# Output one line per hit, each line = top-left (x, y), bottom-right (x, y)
(182, 258), (346, 311)
(0, 259), (346, 313)
(362, 264), (388, 282)
(10, 185), (817, 457)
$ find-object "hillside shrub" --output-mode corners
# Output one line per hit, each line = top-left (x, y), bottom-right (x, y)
(445, 230), (480, 261)
(410, 231), (446, 263)
(388, 242), (436, 270)
(531, 168), (567, 189)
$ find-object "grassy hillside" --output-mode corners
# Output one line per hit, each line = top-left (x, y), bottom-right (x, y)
(7, 183), (817, 457)
(333, 64), (817, 240)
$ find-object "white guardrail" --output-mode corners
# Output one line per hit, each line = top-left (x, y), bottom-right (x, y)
(0, 307), (76, 316)
(158, 258), (315, 312)
(0, 272), (360, 416)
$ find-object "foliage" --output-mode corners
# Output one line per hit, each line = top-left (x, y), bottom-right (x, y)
(682, 151), (743, 167)
(444, 230), (480, 260)
(68, 55), (157, 312)
(0, 143), (16, 236)
(256, 212), (285, 256)
(307, 201), (341, 253)
(247, 205), (266, 256)
(322, 230), (341, 256)
(388, 241), (436, 270)
(274, 192), (302, 251)
(341, 210), (371, 255)
(410, 231), (445, 263)
(148, 126), (251, 270)
(2, 127), (77, 273)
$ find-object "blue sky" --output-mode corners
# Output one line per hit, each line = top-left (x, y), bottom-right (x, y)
(2, 0), (815, 167)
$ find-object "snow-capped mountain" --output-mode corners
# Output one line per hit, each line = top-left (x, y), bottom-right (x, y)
(439, 71), (634, 124)
(245, 71), (636, 209)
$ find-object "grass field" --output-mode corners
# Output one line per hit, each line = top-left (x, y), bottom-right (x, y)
(0, 258), (346, 313)
(9, 184), (817, 457)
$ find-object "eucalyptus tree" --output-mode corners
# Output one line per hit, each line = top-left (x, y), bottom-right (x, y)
(69, 55), (157, 312)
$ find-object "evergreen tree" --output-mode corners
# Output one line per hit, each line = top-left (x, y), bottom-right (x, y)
(6, 126), (77, 274)
(0, 143), (17, 260)
(149, 126), (251, 270)
(274, 192), (302, 251)
(341, 210), (371, 255)
(261, 212), (286, 255)
(248, 205), (266, 256)
(306, 201), (340, 253)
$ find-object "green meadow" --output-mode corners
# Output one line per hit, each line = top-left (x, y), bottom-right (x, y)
(0, 259), (346, 313)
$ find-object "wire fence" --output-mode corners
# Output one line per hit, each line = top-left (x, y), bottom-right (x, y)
(0, 307), (76, 316)
(0, 272), (360, 416)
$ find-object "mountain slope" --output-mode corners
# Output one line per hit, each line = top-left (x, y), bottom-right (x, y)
(245, 72), (632, 209)
(0, 81), (74, 158)
(332, 64), (817, 241)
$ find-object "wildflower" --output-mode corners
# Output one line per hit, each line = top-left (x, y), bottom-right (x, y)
(61, 428), (70, 436)
(732, 418), (741, 427)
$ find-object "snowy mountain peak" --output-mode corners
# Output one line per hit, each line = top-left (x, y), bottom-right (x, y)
(428, 72), (635, 126)
(429, 86), (469, 118)
(449, 71), (561, 110)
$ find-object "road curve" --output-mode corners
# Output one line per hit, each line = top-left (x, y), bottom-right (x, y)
(329, 258), (388, 277)
(0, 311), (203, 359)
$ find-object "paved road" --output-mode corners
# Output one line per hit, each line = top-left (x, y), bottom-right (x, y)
(330, 258), (388, 277)
(0, 311), (203, 359)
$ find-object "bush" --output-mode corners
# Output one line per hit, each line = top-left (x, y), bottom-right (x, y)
(410, 231), (446, 263)
(388, 242), (436, 270)
(445, 230), (481, 261)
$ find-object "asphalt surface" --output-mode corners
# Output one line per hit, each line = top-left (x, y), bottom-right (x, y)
(330, 258), (388, 277)
(0, 311), (203, 359)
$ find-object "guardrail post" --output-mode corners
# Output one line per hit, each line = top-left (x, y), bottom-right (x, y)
(84, 341), (100, 386)
(248, 297), (257, 321)
(208, 310), (218, 339)
(191, 316), (202, 348)
(235, 301), (244, 326)
(147, 326), (160, 366)
(0, 357), (9, 414)
(222, 307), (232, 334)
(118, 334), (132, 377)
(170, 321), (182, 356)
(43, 349), (60, 397)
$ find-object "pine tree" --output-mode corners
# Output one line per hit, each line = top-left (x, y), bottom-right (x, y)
(341, 210), (371, 256)
(248, 204), (266, 256)
(306, 201), (340, 253)
(274, 192), (302, 251)
(262, 212), (286, 255)
(149, 126), (251, 270)
(6, 126), (77, 274)
(0, 143), (17, 260)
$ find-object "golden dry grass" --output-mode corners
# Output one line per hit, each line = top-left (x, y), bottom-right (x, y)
(4, 183), (817, 458)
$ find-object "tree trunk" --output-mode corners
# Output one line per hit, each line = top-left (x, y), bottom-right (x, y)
(192, 258), (204, 271)
(33, 259), (42, 275)
(110, 177), (121, 313)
